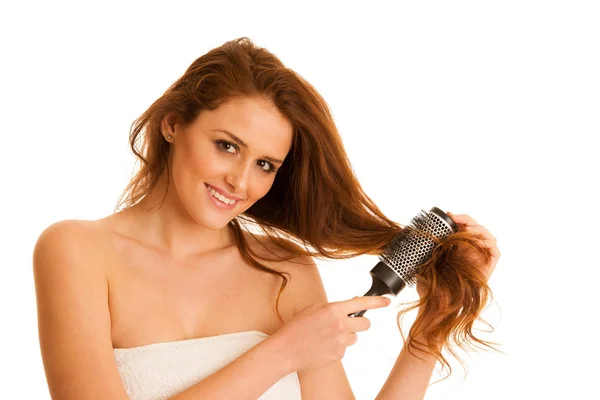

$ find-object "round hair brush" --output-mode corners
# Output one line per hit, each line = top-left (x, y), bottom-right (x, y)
(348, 207), (458, 318)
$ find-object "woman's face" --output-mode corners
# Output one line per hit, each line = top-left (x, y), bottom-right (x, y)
(163, 96), (293, 230)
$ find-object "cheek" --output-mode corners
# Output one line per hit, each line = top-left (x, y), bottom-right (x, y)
(249, 177), (276, 201)
(177, 142), (223, 177)
(171, 145), (213, 200)
(194, 157), (221, 177)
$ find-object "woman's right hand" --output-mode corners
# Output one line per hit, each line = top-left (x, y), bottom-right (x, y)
(272, 296), (391, 372)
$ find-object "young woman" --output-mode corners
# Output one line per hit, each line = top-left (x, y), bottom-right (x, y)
(33, 37), (500, 400)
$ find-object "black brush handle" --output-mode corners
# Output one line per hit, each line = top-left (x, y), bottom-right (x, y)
(348, 262), (406, 318)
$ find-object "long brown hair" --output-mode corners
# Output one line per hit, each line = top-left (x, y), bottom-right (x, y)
(115, 37), (499, 380)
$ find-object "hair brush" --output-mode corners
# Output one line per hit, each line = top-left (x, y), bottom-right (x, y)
(348, 207), (458, 318)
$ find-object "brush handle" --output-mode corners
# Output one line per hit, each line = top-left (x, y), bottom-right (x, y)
(348, 266), (404, 317)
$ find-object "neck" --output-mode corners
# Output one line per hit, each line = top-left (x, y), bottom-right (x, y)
(125, 172), (235, 260)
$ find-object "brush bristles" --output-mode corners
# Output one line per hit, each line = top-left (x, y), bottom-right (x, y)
(379, 210), (455, 286)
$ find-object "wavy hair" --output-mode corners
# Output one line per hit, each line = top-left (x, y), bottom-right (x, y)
(115, 37), (500, 380)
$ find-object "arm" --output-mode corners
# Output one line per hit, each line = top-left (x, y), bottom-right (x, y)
(33, 221), (297, 400)
(34, 221), (131, 399)
(374, 327), (439, 400)
(168, 334), (294, 400)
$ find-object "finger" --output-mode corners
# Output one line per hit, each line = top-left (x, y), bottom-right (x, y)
(490, 246), (501, 258)
(447, 212), (478, 228)
(484, 251), (500, 278)
(464, 225), (497, 247)
(338, 295), (391, 314)
(347, 316), (372, 333)
(346, 332), (358, 346)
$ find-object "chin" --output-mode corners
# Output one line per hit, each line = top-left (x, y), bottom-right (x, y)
(196, 215), (232, 231)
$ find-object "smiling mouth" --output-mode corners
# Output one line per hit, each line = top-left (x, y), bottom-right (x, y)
(206, 184), (239, 206)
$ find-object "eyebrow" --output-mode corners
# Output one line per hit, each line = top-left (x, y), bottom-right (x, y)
(212, 129), (284, 164)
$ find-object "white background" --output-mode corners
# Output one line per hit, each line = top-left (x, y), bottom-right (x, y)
(1, 1), (598, 399)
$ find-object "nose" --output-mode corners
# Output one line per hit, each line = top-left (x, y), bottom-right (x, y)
(224, 160), (252, 193)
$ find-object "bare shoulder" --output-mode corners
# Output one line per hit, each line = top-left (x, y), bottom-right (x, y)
(32, 219), (129, 399)
(243, 232), (329, 315)
(36, 218), (102, 236)
(35, 219), (101, 252)
(34, 219), (113, 267)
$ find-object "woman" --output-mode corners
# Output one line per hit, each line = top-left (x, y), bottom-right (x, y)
(33, 37), (500, 399)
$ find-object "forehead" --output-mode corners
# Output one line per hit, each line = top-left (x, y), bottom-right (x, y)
(195, 97), (293, 155)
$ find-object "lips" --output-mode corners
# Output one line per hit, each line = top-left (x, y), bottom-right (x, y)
(205, 184), (242, 201)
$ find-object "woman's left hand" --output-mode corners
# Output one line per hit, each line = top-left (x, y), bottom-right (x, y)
(416, 211), (501, 300)
(446, 211), (501, 282)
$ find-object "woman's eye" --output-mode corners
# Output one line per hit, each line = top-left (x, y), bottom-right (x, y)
(258, 160), (277, 173)
(216, 140), (237, 154)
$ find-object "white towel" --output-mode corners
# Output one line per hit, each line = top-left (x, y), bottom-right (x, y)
(114, 330), (302, 400)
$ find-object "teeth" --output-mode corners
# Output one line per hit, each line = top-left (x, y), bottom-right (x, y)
(208, 186), (235, 205)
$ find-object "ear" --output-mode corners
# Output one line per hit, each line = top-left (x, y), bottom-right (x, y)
(161, 112), (179, 141)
